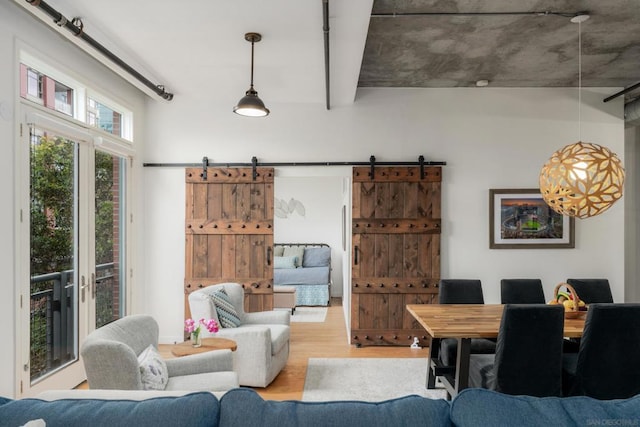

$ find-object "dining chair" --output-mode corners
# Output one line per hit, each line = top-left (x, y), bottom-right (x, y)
(469, 304), (565, 397)
(500, 279), (545, 304)
(437, 279), (496, 367)
(562, 303), (640, 399)
(565, 278), (613, 304)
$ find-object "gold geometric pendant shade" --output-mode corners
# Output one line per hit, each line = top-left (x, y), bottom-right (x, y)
(539, 141), (625, 219)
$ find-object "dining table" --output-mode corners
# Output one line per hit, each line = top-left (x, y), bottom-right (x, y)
(406, 303), (586, 399)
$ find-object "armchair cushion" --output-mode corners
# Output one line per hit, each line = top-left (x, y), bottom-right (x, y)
(137, 345), (168, 390)
(210, 288), (242, 328)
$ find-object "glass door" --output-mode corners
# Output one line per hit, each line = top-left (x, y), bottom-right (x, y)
(20, 121), (129, 396)
(25, 125), (88, 394)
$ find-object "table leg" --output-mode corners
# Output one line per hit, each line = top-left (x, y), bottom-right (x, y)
(426, 337), (440, 389)
(453, 338), (471, 396)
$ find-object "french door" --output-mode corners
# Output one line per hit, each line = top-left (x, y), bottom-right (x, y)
(19, 112), (129, 396)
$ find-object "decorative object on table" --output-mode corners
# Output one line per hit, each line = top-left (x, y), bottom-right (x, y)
(184, 317), (219, 347)
(489, 189), (574, 249)
(548, 283), (587, 319)
(539, 15), (624, 219)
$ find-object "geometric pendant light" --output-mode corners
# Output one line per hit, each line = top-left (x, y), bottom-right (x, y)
(539, 14), (624, 219)
(233, 32), (270, 117)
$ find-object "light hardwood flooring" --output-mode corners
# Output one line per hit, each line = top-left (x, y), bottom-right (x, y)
(79, 298), (430, 400)
(218, 298), (429, 400)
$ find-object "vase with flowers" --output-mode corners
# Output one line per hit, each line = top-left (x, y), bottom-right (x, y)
(184, 317), (219, 347)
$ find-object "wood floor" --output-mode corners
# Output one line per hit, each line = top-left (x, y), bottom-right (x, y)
(220, 298), (429, 401)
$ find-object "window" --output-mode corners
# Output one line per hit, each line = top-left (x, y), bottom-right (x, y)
(87, 98), (123, 137)
(20, 64), (73, 117)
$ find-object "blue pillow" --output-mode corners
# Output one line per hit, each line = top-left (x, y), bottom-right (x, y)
(0, 392), (218, 427)
(274, 256), (297, 269)
(451, 388), (640, 427)
(220, 388), (451, 427)
(302, 247), (331, 267)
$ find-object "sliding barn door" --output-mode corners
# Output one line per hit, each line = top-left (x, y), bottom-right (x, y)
(351, 166), (441, 347)
(184, 167), (275, 317)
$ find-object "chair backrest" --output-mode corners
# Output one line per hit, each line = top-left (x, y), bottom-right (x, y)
(500, 279), (545, 304)
(438, 279), (484, 304)
(188, 282), (247, 326)
(493, 304), (564, 397)
(566, 279), (613, 304)
(572, 303), (640, 399)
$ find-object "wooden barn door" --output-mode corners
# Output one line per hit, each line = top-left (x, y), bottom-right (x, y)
(351, 166), (441, 347)
(184, 167), (275, 318)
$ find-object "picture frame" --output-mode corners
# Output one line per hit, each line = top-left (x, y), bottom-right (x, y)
(489, 188), (575, 249)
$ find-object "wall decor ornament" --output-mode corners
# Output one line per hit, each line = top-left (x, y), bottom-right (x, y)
(490, 189), (574, 249)
(275, 198), (306, 219)
(539, 142), (625, 219)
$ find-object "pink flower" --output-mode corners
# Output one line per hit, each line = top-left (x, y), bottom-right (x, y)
(184, 318), (219, 335)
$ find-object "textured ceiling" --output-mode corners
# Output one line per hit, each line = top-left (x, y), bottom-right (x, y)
(16, 0), (640, 106)
(360, 0), (640, 102)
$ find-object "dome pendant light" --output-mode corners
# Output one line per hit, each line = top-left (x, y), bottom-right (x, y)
(233, 32), (270, 117)
(539, 13), (625, 219)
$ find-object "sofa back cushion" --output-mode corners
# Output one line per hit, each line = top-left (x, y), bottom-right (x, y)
(450, 388), (640, 426)
(0, 392), (219, 427)
(220, 388), (451, 427)
(302, 247), (331, 268)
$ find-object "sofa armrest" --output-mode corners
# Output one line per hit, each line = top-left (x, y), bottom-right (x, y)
(80, 340), (142, 390)
(165, 349), (234, 377)
(243, 310), (290, 326)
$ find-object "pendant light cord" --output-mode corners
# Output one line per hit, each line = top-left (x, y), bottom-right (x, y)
(578, 20), (582, 142)
(250, 39), (255, 89)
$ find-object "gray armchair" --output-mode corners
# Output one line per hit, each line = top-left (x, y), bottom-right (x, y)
(80, 314), (238, 392)
(188, 282), (290, 387)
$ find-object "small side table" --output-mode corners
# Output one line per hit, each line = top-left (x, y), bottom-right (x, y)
(171, 337), (237, 357)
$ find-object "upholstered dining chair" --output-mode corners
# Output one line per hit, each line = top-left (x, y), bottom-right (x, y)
(562, 303), (640, 399)
(500, 279), (546, 304)
(188, 282), (290, 388)
(81, 314), (239, 392)
(565, 278), (614, 304)
(437, 279), (497, 367)
(469, 304), (565, 397)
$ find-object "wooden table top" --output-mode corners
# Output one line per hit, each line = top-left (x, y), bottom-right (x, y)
(406, 304), (586, 339)
(171, 337), (237, 357)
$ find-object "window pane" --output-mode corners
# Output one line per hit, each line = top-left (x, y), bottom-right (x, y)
(87, 98), (122, 137)
(95, 151), (126, 327)
(54, 81), (73, 116)
(29, 127), (78, 383)
(27, 69), (42, 99)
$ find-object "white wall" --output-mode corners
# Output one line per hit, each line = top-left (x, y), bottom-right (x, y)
(274, 174), (345, 297)
(144, 86), (625, 343)
(0, 2), (147, 397)
(625, 125), (640, 302)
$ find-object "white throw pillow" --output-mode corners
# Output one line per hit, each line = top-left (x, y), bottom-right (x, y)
(137, 344), (168, 390)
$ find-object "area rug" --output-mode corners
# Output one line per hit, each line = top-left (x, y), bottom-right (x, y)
(302, 358), (447, 402)
(276, 306), (328, 323)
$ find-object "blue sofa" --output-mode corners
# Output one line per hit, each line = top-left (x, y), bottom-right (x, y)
(1, 387), (639, 427)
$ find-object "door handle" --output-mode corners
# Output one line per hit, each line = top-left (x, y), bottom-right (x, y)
(354, 245), (359, 265)
(266, 246), (272, 266)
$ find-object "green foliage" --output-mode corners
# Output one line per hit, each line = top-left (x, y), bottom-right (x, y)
(30, 135), (116, 283)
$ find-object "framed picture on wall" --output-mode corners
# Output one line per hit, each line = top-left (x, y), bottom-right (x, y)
(489, 189), (575, 249)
